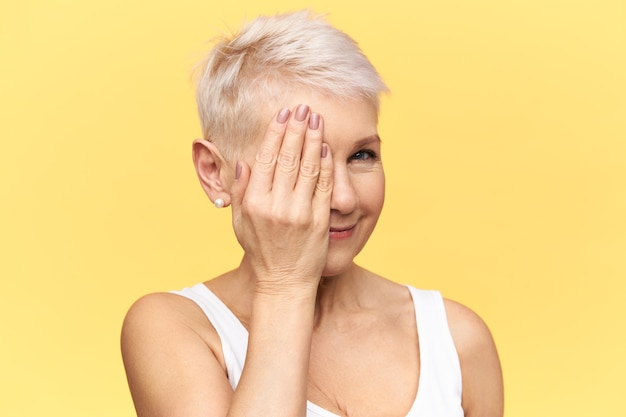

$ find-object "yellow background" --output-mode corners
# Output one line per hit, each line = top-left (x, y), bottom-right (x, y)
(1, 0), (624, 415)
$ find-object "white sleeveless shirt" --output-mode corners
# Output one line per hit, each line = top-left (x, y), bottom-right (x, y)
(173, 284), (464, 417)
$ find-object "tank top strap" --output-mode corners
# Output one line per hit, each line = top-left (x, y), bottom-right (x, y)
(405, 286), (464, 416)
(171, 283), (248, 389)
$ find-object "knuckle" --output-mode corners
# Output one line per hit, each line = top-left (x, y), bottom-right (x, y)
(268, 200), (308, 224)
(255, 148), (276, 165)
(286, 210), (311, 227)
(316, 176), (333, 193)
(299, 159), (320, 179)
(277, 150), (299, 172)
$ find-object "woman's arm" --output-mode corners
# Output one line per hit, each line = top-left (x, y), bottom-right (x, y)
(122, 105), (333, 417)
(445, 299), (504, 417)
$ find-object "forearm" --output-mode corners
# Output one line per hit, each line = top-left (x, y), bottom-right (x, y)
(225, 104), (330, 416)
(227, 290), (317, 417)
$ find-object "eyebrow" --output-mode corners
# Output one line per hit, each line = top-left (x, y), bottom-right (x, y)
(353, 134), (381, 148)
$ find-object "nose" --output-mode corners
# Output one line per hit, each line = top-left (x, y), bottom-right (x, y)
(330, 165), (357, 214)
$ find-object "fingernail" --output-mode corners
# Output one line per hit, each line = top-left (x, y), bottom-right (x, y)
(321, 144), (328, 158)
(295, 104), (309, 121)
(309, 113), (320, 130)
(277, 108), (290, 123)
(235, 161), (241, 179)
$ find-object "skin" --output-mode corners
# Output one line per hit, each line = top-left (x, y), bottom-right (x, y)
(121, 91), (504, 417)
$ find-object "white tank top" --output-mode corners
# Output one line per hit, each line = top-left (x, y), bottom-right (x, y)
(173, 284), (464, 417)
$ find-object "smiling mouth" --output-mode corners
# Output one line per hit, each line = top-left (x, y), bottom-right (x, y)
(329, 225), (355, 240)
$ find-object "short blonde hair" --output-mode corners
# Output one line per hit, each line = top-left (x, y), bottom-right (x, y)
(195, 10), (389, 161)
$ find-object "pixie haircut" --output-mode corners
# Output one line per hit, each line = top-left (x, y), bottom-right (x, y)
(195, 10), (389, 161)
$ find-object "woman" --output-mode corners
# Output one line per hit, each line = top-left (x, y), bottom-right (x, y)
(121, 11), (503, 417)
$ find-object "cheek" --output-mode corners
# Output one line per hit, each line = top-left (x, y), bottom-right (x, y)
(357, 172), (385, 213)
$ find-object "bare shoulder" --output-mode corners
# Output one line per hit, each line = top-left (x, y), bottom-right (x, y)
(122, 292), (221, 358)
(443, 298), (504, 417)
(121, 292), (232, 417)
(122, 291), (213, 336)
(443, 299), (493, 351)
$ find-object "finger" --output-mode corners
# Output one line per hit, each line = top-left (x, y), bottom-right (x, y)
(247, 108), (291, 193)
(312, 143), (333, 214)
(272, 104), (310, 195)
(294, 112), (323, 200)
(230, 160), (251, 227)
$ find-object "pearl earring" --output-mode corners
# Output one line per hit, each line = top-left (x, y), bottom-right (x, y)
(214, 198), (225, 209)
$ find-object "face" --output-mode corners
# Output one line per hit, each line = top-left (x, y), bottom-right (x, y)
(241, 90), (385, 278)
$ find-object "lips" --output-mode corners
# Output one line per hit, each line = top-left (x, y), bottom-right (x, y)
(329, 224), (355, 240)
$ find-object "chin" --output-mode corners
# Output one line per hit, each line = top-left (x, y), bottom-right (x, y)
(320, 255), (357, 278)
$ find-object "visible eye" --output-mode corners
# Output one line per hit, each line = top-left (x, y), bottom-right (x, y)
(349, 149), (378, 162)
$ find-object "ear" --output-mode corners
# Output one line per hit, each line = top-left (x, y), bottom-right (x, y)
(192, 139), (232, 207)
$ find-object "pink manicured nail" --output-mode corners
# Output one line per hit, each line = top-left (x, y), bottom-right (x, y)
(309, 113), (320, 130)
(277, 108), (290, 123)
(235, 161), (241, 179)
(321, 144), (328, 158)
(295, 104), (309, 121)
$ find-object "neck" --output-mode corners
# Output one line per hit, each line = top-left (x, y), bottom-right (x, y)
(315, 264), (379, 319)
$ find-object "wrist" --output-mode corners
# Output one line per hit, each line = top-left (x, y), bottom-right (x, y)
(253, 281), (318, 307)
(250, 287), (317, 338)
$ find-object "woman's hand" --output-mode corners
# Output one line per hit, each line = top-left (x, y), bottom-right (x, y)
(230, 104), (333, 295)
